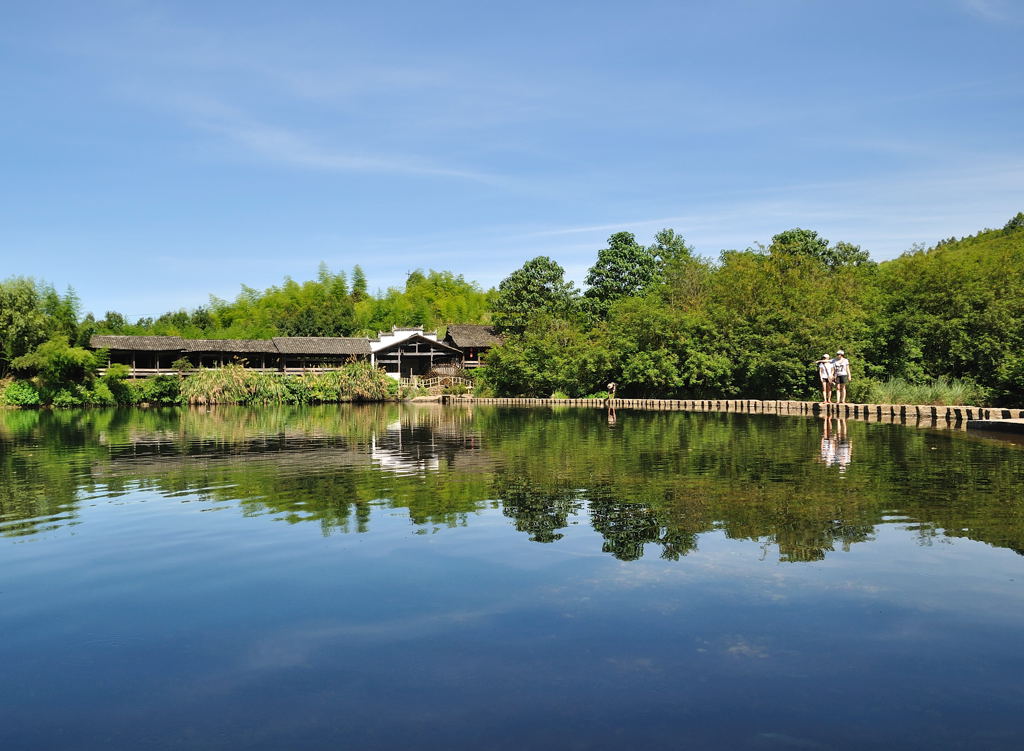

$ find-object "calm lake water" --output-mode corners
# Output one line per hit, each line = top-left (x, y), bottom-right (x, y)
(2, 404), (1023, 750)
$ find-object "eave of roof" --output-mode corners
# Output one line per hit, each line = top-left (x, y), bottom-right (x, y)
(185, 339), (279, 354)
(89, 335), (186, 351)
(444, 324), (502, 348)
(271, 337), (372, 355)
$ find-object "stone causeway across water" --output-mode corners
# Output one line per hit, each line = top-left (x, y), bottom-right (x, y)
(456, 397), (1024, 434)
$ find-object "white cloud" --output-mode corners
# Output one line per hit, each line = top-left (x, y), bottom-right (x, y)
(957, 0), (1023, 22)
(204, 117), (495, 182)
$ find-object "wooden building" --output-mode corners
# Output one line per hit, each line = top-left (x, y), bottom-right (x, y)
(91, 334), (370, 377)
(90, 327), (490, 378)
(89, 336), (187, 376)
(370, 327), (464, 379)
(441, 324), (502, 368)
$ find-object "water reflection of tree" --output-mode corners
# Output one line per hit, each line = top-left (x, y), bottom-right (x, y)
(586, 486), (702, 561)
(3, 406), (1024, 564)
(495, 471), (580, 543)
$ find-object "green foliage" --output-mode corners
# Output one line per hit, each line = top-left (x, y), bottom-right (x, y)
(468, 368), (496, 397)
(351, 265), (369, 301)
(3, 380), (41, 406)
(177, 363), (393, 406)
(100, 363), (135, 405)
(0, 277), (79, 375)
(492, 257), (577, 334)
(851, 377), (989, 406)
(1004, 212), (1024, 232)
(140, 375), (182, 405)
(584, 232), (660, 316)
(620, 349), (683, 394)
(768, 228), (871, 270)
(876, 226), (1024, 403)
(90, 381), (117, 406)
(180, 366), (260, 405)
(649, 228), (694, 273)
(50, 388), (83, 409)
(484, 314), (611, 397)
(484, 227), (883, 399)
(92, 265), (492, 341)
(11, 337), (97, 397)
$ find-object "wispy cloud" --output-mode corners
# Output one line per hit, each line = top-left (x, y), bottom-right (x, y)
(957, 0), (1023, 22)
(204, 116), (496, 181)
(56, 6), (515, 182)
(131, 91), (500, 182)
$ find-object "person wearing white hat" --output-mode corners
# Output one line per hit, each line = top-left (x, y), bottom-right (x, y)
(832, 349), (852, 404)
(816, 353), (835, 403)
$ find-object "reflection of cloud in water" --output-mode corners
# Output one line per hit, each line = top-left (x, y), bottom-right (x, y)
(605, 656), (661, 673)
(724, 637), (770, 659)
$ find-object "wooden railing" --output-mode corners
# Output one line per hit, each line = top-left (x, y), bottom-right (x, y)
(400, 376), (474, 389)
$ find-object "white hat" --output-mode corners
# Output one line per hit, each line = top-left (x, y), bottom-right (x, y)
(837, 349), (845, 355)
(822, 353), (830, 360)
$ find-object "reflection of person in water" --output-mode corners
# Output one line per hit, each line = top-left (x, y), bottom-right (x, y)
(607, 405), (617, 427)
(834, 416), (852, 472)
(820, 418), (836, 466)
(819, 417), (852, 472)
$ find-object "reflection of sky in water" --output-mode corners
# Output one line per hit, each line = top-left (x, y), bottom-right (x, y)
(2, 406), (1024, 749)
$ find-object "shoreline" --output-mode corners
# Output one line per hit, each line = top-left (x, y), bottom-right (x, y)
(452, 396), (1020, 432)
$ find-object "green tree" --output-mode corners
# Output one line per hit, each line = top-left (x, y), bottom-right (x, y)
(11, 337), (98, 397)
(351, 265), (369, 302)
(483, 314), (610, 397)
(769, 228), (871, 270)
(493, 257), (578, 334)
(0, 277), (50, 374)
(584, 232), (659, 315)
(649, 228), (694, 272)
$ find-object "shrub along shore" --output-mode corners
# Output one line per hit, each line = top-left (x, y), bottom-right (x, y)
(1, 363), (398, 408)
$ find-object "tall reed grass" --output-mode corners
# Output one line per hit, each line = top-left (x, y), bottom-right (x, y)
(849, 377), (989, 406)
(179, 363), (396, 405)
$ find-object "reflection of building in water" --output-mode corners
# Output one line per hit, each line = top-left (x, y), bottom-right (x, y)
(370, 407), (493, 476)
(818, 417), (853, 473)
(371, 420), (441, 474)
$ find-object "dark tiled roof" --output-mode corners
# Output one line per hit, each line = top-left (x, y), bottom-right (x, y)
(89, 335), (185, 351)
(444, 324), (502, 348)
(185, 339), (280, 354)
(272, 337), (372, 355)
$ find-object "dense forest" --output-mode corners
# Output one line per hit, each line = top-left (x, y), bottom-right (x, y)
(2, 212), (1024, 406)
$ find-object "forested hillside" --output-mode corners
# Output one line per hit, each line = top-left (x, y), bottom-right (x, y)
(2, 212), (1023, 405)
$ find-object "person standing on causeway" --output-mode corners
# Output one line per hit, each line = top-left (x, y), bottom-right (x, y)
(817, 354), (835, 403)
(832, 349), (852, 404)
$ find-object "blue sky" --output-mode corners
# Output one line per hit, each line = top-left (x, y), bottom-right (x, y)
(2, 0), (1022, 318)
